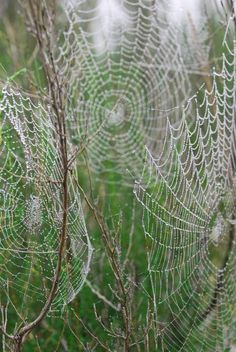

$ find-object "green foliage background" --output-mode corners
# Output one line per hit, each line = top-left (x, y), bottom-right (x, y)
(0, 3), (233, 352)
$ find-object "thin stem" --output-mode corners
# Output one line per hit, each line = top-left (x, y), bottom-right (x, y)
(75, 179), (132, 350)
(7, 1), (70, 349)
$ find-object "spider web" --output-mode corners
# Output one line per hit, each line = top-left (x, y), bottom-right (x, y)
(0, 85), (92, 318)
(134, 21), (236, 351)
(54, 0), (211, 184)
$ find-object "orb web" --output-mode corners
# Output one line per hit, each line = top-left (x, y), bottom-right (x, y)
(0, 86), (92, 318)
(53, 0), (211, 184)
(134, 26), (236, 351)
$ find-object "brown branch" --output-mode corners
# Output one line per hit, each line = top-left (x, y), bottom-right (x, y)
(75, 178), (133, 351)
(73, 311), (111, 351)
(8, 1), (70, 350)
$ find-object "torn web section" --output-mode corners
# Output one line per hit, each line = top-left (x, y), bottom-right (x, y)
(133, 34), (236, 351)
(55, 0), (194, 187)
(0, 86), (92, 321)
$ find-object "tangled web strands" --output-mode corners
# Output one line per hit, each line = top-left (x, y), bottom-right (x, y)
(0, 86), (92, 318)
(55, 0), (202, 184)
(134, 29), (236, 351)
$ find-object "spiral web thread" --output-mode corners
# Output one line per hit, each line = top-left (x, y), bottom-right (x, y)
(54, 0), (211, 183)
(0, 85), (92, 317)
(134, 23), (236, 351)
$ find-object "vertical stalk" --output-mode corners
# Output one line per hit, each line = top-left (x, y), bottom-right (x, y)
(7, 1), (69, 350)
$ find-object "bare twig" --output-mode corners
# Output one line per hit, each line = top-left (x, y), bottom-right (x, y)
(85, 279), (121, 312)
(75, 178), (133, 350)
(5, 1), (71, 350)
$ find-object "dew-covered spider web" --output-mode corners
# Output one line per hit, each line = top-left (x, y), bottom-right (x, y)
(54, 0), (212, 185)
(0, 85), (92, 319)
(1, 0), (235, 348)
(134, 21), (236, 351)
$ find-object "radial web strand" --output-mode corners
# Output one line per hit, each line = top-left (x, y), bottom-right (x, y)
(52, 0), (213, 184)
(0, 86), (92, 318)
(134, 25), (236, 351)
